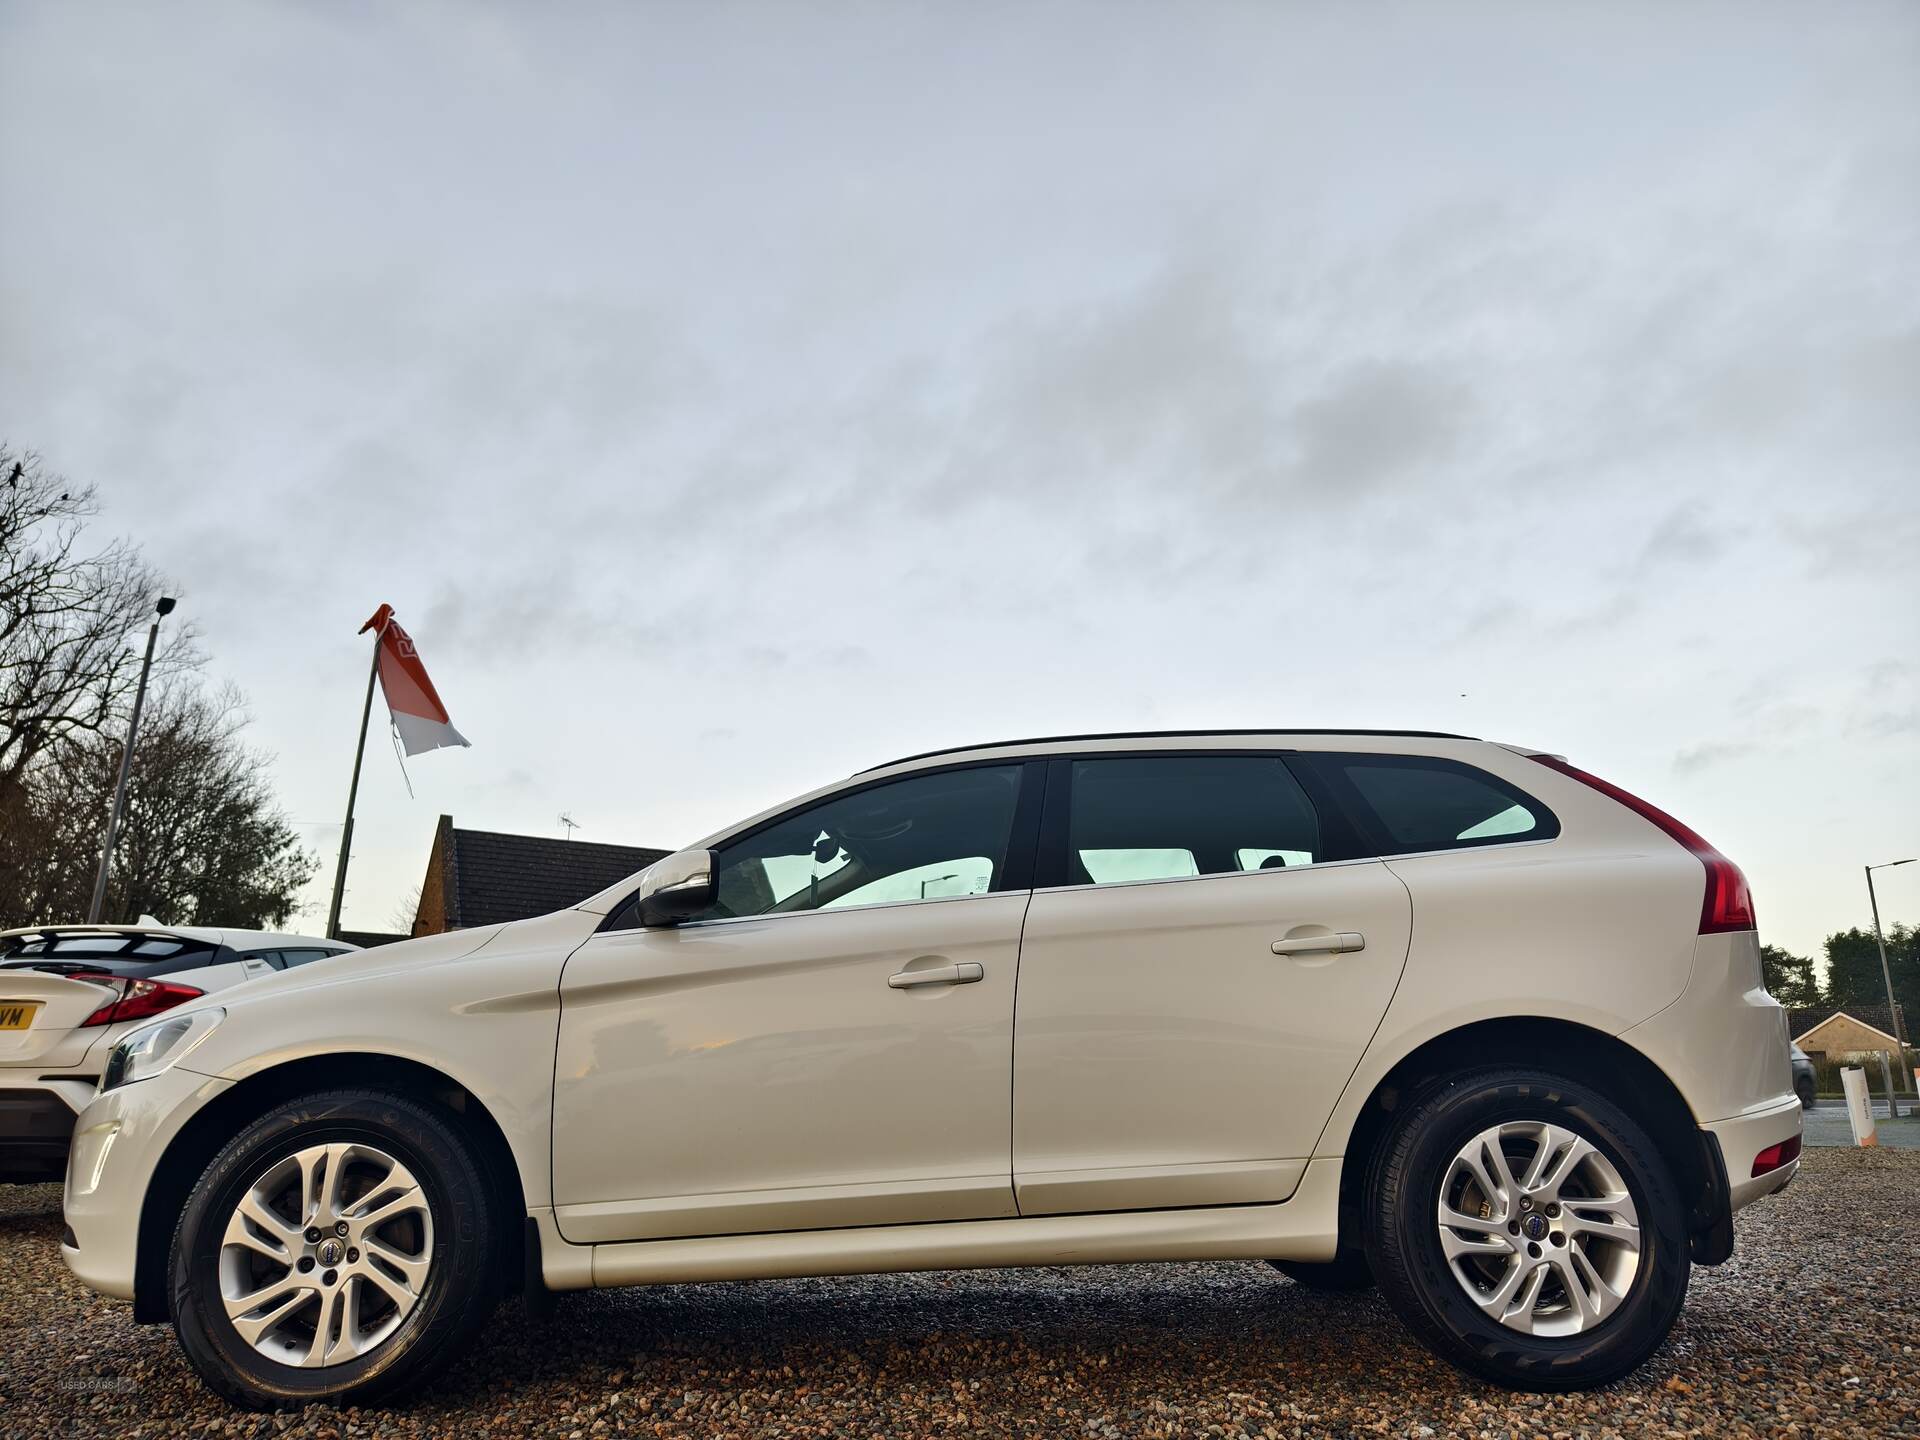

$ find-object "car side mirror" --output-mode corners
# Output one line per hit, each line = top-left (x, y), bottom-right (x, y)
(635, 848), (718, 926)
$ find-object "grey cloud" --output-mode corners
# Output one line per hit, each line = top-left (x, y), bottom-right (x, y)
(1749, 704), (1822, 741)
(1287, 361), (1472, 499)
(1546, 593), (1642, 638)
(1632, 504), (1733, 577)
(1845, 658), (1919, 739)
(1456, 602), (1524, 640)
(1674, 741), (1756, 775)
(420, 574), (719, 667)
(966, 265), (1277, 496)
(1853, 708), (1919, 738)
(1782, 505), (1920, 579)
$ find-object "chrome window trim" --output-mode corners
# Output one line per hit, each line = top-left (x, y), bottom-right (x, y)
(1031, 835), (1563, 896)
(1374, 836), (1563, 866)
(603, 886), (1022, 934)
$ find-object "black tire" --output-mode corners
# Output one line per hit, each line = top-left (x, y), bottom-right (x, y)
(169, 1088), (498, 1409)
(1267, 1251), (1374, 1291)
(1795, 1076), (1816, 1110)
(1365, 1068), (1689, 1391)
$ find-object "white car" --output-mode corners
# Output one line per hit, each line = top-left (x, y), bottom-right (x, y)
(0, 925), (356, 1182)
(59, 731), (1801, 1406)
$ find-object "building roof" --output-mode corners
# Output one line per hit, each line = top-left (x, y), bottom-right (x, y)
(337, 929), (409, 950)
(1792, 1010), (1904, 1052)
(434, 819), (669, 929)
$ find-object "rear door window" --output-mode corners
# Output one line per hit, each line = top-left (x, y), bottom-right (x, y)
(1312, 754), (1558, 855)
(1064, 755), (1324, 886)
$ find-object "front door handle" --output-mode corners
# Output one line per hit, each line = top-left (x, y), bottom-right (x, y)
(1270, 932), (1366, 956)
(888, 961), (984, 989)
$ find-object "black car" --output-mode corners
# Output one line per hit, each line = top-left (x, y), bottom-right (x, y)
(1791, 1043), (1816, 1108)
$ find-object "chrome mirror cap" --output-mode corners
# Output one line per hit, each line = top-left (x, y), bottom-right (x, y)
(635, 849), (717, 926)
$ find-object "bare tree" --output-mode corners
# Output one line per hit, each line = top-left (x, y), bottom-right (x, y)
(0, 682), (317, 928)
(388, 883), (423, 934)
(0, 443), (198, 802)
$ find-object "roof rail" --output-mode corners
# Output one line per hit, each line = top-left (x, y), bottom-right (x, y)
(860, 728), (1479, 773)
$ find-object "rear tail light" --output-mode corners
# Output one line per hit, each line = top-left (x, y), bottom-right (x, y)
(1751, 1135), (1801, 1176)
(79, 978), (205, 1028)
(1530, 755), (1755, 935)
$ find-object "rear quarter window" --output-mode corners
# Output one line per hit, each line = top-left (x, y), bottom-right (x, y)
(1311, 753), (1559, 856)
(278, 948), (347, 969)
(0, 933), (223, 976)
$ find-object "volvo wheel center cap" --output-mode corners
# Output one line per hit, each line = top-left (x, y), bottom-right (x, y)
(1522, 1213), (1550, 1241)
(317, 1238), (345, 1266)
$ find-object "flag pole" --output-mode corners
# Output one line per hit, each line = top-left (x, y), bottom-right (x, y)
(325, 631), (384, 940)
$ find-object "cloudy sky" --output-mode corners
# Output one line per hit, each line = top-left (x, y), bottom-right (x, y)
(3, 2), (1916, 955)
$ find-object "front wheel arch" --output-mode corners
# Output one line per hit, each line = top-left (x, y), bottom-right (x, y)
(133, 1054), (527, 1324)
(1333, 1018), (1725, 1270)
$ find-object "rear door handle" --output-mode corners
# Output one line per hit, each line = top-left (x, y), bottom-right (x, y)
(888, 962), (984, 989)
(1270, 932), (1366, 956)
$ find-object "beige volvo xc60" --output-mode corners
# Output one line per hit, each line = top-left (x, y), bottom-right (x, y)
(61, 730), (1802, 1406)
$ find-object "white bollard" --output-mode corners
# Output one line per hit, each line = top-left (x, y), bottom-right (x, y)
(1840, 1066), (1878, 1147)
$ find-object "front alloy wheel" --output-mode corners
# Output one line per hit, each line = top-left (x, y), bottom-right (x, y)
(171, 1089), (498, 1409)
(219, 1142), (435, 1367)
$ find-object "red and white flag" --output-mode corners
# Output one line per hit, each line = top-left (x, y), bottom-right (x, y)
(359, 605), (470, 756)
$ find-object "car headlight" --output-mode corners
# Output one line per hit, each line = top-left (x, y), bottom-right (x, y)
(99, 1007), (225, 1093)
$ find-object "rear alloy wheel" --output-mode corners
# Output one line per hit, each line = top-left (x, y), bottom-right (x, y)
(1434, 1121), (1640, 1335)
(171, 1089), (497, 1408)
(1367, 1069), (1690, 1390)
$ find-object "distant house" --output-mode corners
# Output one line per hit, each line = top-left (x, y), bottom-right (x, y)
(410, 815), (670, 935)
(1793, 1010), (1906, 1062)
(1786, 1002), (1906, 1044)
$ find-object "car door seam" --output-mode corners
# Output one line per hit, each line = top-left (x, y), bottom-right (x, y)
(1304, 859), (1417, 1162)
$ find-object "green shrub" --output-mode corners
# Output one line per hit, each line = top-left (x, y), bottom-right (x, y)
(1811, 1052), (1917, 1097)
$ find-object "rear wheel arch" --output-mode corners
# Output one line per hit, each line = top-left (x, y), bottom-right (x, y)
(133, 1053), (528, 1324)
(1332, 1018), (1724, 1265)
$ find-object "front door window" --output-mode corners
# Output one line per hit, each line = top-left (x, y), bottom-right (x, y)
(711, 765), (1024, 918)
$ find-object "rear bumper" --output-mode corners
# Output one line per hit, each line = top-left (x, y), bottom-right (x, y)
(1706, 1092), (1803, 1213)
(1617, 930), (1802, 1257)
(1683, 1093), (1801, 1266)
(0, 1079), (97, 1182)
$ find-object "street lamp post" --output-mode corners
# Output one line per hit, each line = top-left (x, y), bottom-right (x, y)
(87, 597), (176, 924)
(1866, 857), (1916, 1106)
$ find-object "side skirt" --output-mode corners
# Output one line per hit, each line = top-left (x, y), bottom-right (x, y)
(534, 1158), (1344, 1292)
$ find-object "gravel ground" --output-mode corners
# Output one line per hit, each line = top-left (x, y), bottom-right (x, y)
(3, 1147), (1915, 1439)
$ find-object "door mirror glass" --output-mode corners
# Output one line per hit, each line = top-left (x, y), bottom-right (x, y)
(635, 848), (718, 926)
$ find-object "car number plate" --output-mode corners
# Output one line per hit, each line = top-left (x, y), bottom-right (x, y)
(0, 1002), (41, 1030)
